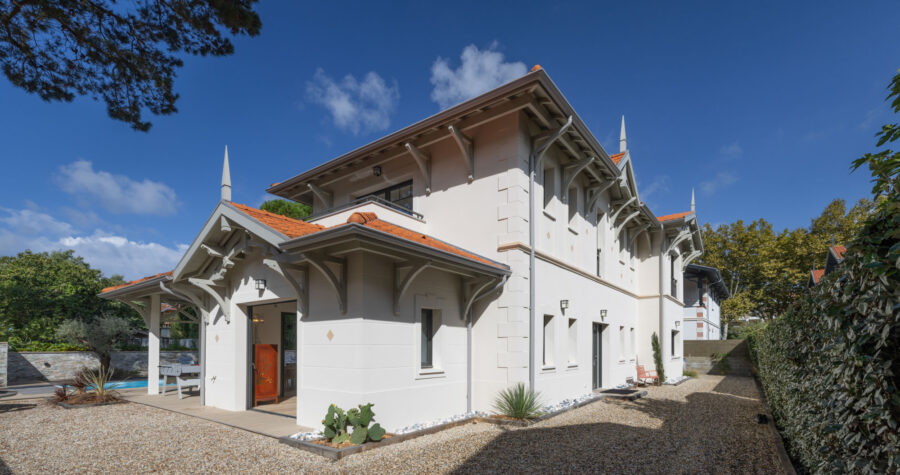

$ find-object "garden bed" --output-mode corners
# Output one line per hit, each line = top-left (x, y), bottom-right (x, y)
(56, 399), (125, 409)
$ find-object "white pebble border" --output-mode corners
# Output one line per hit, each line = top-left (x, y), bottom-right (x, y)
(540, 392), (603, 415)
(664, 375), (689, 385)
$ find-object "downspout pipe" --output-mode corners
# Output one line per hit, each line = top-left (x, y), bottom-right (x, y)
(468, 275), (508, 412)
(658, 224), (666, 375)
(528, 116), (572, 390)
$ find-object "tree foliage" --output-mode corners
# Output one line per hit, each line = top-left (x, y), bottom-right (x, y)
(754, 68), (900, 473)
(0, 250), (139, 346)
(260, 199), (312, 220)
(56, 315), (133, 372)
(698, 198), (872, 321)
(0, 0), (261, 131)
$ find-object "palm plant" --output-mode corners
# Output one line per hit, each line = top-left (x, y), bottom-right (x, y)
(74, 366), (119, 403)
(493, 382), (544, 419)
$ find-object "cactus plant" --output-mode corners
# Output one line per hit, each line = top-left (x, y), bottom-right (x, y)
(321, 402), (386, 444)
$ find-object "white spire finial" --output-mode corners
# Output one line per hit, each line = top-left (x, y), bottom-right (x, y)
(221, 146), (231, 201)
(691, 188), (695, 212)
(619, 115), (627, 153)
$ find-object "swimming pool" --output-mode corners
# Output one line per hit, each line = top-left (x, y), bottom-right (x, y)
(98, 380), (176, 389)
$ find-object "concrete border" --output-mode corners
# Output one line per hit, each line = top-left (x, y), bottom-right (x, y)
(279, 393), (633, 461)
(752, 375), (797, 475)
(56, 400), (125, 410)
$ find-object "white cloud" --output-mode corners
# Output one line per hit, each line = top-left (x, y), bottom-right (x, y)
(639, 175), (670, 205)
(699, 171), (738, 195)
(0, 207), (185, 280)
(430, 43), (528, 110)
(56, 160), (178, 215)
(306, 68), (399, 135)
(719, 142), (743, 160)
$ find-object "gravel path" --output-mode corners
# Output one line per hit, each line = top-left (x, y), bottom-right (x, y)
(0, 375), (783, 474)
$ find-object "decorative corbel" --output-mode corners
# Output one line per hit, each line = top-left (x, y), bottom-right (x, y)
(306, 252), (347, 314)
(530, 116), (573, 171)
(461, 277), (495, 321)
(263, 257), (309, 316)
(188, 277), (230, 323)
(615, 210), (641, 237)
(394, 260), (431, 315)
(405, 143), (432, 195)
(586, 177), (621, 213)
(118, 297), (150, 325)
(561, 156), (595, 203)
(666, 230), (693, 255)
(448, 125), (474, 183)
(308, 183), (333, 209)
(682, 249), (703, 270)
(609, 196), (637, 225)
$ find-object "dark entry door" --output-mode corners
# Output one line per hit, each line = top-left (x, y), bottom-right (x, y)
(281, 312), (297, 398)
(592, 323), (603, 389)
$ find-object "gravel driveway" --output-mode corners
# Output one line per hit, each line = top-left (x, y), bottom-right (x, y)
(0, 375), (783, 474)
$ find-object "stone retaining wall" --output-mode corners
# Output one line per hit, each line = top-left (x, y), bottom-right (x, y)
(7, 351), (198, 384)
(0, 342), (7, 387)
(683, 339), (752, 376)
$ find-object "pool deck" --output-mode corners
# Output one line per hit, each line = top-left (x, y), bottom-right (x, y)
(119, 388), (310, 439)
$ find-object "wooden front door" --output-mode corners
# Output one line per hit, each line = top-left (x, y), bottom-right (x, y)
(253, 344), (278, 405)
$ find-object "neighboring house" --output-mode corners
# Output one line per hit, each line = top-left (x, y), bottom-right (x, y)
(682, 264), (730, 340)
(99, 67), (704, 431)
(808, 245), (846, 287)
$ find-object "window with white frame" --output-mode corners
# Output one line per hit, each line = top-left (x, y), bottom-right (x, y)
(618, 325), (625, 360)
(421, 308), (435, 369)
(630, 327), (636, 360)
(543, 315), (555, 367)
(567, 318), (577, 364)
(596, 212), (606, 276)
(671, 329), (680, 357)
(543, 167), (555, 209)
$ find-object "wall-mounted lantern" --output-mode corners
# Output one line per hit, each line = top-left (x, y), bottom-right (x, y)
(600, 309), (607, 321)
(255, 279), (266, 291)
(560, 299), (569, 311)
(373, 165), (383, 177)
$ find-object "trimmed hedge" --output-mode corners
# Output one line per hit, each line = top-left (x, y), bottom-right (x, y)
(755, 184), (899, 472)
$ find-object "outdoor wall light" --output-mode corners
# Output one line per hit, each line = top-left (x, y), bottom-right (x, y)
(373, 165), (383, 177)
(675, 321), (681, 328)
(560, 299), (569, 310)
(255, 279), (266, 291)
(600, 309), (607, 320)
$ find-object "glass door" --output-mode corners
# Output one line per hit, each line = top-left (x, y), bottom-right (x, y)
(281, 312), (297, 398)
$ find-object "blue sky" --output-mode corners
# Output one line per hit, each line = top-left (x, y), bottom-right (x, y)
(1, 1), (898, 279)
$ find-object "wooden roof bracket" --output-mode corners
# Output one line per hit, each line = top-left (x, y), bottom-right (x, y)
(609, 196), (637, 225)
(394, 260), (431, 315)
(448, 125), (475, 183)
(682, 249), (703, 271)
(187, 277), (230, 324)
(615, 210), (642, 237)
(263, 255), (310, 316)
(562, 156), (595, 203)
(462, 274), (506, 322)
(405, 142), (432, 195)
(587, 177), (621, 213)
(308, 183), (334, 209)
(306, 252), (347, 314)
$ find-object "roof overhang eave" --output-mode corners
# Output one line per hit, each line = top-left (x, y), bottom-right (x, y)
(98, 274), (173, 300)
(280, 223), (510, 276)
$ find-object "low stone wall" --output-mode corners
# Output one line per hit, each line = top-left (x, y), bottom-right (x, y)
(7, 351), (198, 384)
(0, 342), (7, 387)
(683, 339), (752, 376)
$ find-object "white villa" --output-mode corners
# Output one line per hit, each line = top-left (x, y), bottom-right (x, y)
(100, 67), (705, 431)
(682, 264), (730, 340)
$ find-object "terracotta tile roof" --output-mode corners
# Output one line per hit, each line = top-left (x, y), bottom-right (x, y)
(342, 212), (505, 270)
(101, 271), (173, 294)
(230, 202), (324, 238)
(610, 152), (625, 165)
(657, 211), (693, 222)
(831, 245), (846, 260)
(811, 269), (825, 284)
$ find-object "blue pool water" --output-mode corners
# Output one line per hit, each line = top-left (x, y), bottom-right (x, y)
(97, 380), (175, 389)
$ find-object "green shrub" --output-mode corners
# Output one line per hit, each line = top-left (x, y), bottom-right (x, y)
(682, 369), (698, 378)
(651, 332), (665, 382)
(493, 382), (544, 419)
(710, 352), (730, 375)
(755, 106), (900, 473)
(321, 403), (385, 444)
(8, 341), (88, 352)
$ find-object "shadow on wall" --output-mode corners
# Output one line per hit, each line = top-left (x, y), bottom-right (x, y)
(683, 340), (752, 377)
(6, 352), (46, 383)
(452, 378), (777, 473)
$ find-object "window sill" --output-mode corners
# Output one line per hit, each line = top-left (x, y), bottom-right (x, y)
(543, 210), (556, 221)
(567, 226), (578, 236)
(540, 365), (556, 373)
(416, 368), (446, 380)
(566, 362), (578, 370)
(670, 356), (681, 361)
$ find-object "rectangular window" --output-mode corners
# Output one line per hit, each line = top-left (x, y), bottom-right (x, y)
(568, 187), (578, 223)
(619, 325), (625, 360)
(543, 315), (555, 367)
(670, 257), (677, 296)
(567, 318), (577, 364)
(630, 327), (636, 359)
(543, 168), (555, 208)
(371, 180), (413, 211)
(421, 309), (434, 368)
(671, 330), (679, 357)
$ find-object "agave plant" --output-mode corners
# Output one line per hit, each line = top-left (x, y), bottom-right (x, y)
(493, 383), (544, 420)
(77, 366), (119, 403)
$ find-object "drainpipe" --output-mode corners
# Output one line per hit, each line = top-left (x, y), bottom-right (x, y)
(658, 223), (666, 374)
(528, 116), (572, 390)
(200, 309), (207, 405)
(468, 275), (507, 412)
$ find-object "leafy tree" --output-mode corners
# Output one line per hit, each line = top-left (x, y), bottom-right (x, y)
(0, 1), (262, 131)
(0, 250), (140, 346)
(56, 315), (132, 373)
(260, 199), (312, 220)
